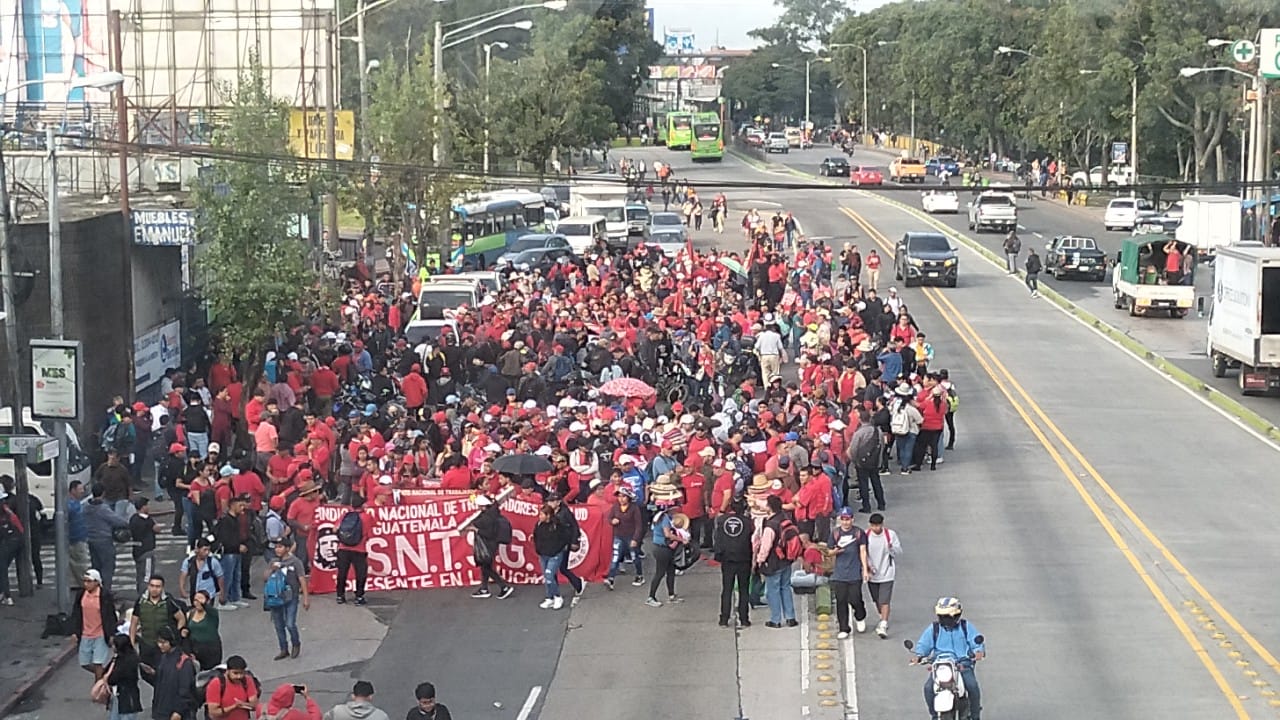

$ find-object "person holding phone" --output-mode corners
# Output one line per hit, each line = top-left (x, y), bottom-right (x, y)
(262, 683), (321, 720)
(203, 655), (259, 720)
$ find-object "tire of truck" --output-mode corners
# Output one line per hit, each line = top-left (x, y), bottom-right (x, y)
(1128, 297), (1138, 316)
(1211, 352), (1228, 378)
(1113, 290), (1123, 310)
(1174, 308), (1188, 318)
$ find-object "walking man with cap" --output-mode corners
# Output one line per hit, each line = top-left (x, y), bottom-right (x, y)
(325, 681), (390, 720)
(829, 508), (870, 638)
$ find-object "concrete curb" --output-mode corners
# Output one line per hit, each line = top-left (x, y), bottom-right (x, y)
(862, 191), (1280, 446)
(0, 641), (76, 717)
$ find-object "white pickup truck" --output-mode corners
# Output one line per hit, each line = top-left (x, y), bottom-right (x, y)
(966, 192), (1018, 233)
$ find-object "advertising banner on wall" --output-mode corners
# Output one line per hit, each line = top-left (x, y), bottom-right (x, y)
(134, 319), (181, 392)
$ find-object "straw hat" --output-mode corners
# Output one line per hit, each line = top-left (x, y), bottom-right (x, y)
(649, 474), (683, 502)
(747, 473), (771, 495)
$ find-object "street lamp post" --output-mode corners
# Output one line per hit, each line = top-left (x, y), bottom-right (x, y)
(433, 0), (566, 165)
(1080, 68), (1139, 196)
(1181, 65), (1265, 207)
(0, 71), (122, 610)
(483, 41), (509, 176)
(805, 57), (832, 130)
(829, 43), (867, 139)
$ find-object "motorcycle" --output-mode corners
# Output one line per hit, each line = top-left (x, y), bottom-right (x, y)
(904, 636), (984, 720)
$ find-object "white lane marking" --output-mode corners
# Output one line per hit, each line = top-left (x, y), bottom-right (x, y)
(843, 634), (860, 720)
(856, 191), (1280, 455)
(740, 199), (783, 207)
(515, 686), (542, 720)
(800, 594), (811, 694)
(1033, 232), (1044, 239)
(1017, 224), (1027, 230)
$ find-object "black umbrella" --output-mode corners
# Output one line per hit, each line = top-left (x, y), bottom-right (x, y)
(492, 453), (553, 476)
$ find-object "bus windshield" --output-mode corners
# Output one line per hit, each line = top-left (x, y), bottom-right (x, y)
(673, 116), (692, 130)
(695, 124), (720, 140)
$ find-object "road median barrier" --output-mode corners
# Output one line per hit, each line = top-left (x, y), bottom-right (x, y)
(861, 191), (1280, 446)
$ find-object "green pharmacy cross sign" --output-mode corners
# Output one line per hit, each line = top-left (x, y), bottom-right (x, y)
(1231, 39), (1257, 65)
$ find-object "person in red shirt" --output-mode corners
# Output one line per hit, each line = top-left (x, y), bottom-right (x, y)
(439, 456), (473, 491)
(792, 464), (834, 543)
(308, 365), (340, 417)
(679, 467), (709, 548)
(203, 655), (258, 720)
(245, 388), (267, 434)
(335, 495), (373, 605)
(285, 481), (322, 571)
(708, 461), (736, 518)
(266, 447), (294, 493)
(400, 364), (428, 413)
(230, 462), (267, 513)
(207, 353), (237, 395)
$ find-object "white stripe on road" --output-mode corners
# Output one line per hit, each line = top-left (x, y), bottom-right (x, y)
(843, 634), (860, 720)
(799, 595), (811, 693)
(741, 199), (783, 207)
(1017, 224), (1027, 230)
(515, 686), (542, 720)
(1033, 232), (1044, 239)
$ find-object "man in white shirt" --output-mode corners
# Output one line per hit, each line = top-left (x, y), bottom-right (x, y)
(865, 513), (901, 638)
(756, 322), (787, 383)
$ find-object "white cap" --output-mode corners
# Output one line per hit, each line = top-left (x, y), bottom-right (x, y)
(378, 475), (393, 485)
(829, 419), (846, 430)
(523, 399), (538, 409)
(534, 445), (553, 456)
(569, 421), (587, 432)
(610, 420), (627, 431)
(287, 352), (299, 361)
(642, 418), (655, 431)
(559, 397), (579, 409)
(484, 443), (501, 453)
(680, 414), (694, 425)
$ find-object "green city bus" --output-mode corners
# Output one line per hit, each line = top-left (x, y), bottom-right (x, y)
(449, 190), (547, 267)
(689, 112), (723, 162)
(666, 111), (693, 150)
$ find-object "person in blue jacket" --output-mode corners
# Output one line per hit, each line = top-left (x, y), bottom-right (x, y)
(912, 596), (985, 720)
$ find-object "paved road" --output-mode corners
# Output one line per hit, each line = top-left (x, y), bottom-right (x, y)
(626, 145), (1280, 719)
(766, 144), (1280, 430)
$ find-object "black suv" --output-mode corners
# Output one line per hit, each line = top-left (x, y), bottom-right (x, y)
(895, 232), (958, 287)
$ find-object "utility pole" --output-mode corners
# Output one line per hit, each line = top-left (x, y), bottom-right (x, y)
(861, 47), (868, 140)
(0, 143), (34, 598)
(324, 10), (339, 252)
(1130, 72), (1139, 198)
(46, 125), (70, 613)
(433, 20), (443, 166)
(356, 0), (375, 246)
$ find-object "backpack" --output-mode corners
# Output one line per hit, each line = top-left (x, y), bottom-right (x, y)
(99, 423), (119, 452)
(197, 486), (218, 523)
(495, 515), (513, 545)
(771, 517), (804, 562)
(263, 568), (294, 609)
(337, 511), (364, 546)
(946, 386), (959, 414)
(890, 405), (910, 435)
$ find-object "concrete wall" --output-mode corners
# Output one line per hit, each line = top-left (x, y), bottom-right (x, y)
(0, 213), (137, 436)
(131, 245), (184, 336)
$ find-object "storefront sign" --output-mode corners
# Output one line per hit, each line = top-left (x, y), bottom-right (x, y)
(30, 339), (82, 420)
(307, 494), (611, 594)
(132, 209), (196, 246)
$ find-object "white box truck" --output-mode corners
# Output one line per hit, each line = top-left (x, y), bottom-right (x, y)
(1175, 195), (1241, 255)
(569, 184), (630, 250)
(1206, 246), (1280, 394)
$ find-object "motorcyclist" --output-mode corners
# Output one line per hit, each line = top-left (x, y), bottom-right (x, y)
(912, 597), (985, 720)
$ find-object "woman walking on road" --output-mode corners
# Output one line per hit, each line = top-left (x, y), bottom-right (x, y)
(534, 503), (569, 610)
(183, 590), (222, 670)
(645, 477), (690, 607)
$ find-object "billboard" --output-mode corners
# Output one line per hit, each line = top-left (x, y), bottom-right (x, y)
(663, 28), (694, 54)
(288, 109), (355, 160)
(0, 0), (114, 104)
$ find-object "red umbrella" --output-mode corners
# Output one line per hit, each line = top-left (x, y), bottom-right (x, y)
(599, 377), (657, 398)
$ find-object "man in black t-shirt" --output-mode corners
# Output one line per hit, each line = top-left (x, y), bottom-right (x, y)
(406, 682), (452, 720)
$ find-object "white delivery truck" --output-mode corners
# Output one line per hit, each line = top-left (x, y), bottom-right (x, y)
(569, 184), (630, 251)
(1206, 246), (1280, 395)
(1175, 195), (1241, 256)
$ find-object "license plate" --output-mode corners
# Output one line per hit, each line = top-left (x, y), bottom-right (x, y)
(927, 272), (939, 277)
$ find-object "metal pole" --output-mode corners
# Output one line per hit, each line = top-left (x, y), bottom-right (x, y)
(804, 60), (811, 130)
(1130, 72), (1138, 198)
(46, 125), (69, 612)
(110, 10), (135, 395)
(433, 20), (443, 165)
(909, 90), (916, 157)
(324, 11), (339, 251)
(861, 46), (868, 142)
(483, 43), (493, 176)
(357, 0), (373, 242)
(0, 142), (33, 598)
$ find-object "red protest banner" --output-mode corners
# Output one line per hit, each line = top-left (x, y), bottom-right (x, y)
(306, 494), (613, 594)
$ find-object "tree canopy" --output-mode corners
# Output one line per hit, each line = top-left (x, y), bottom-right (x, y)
(735, 0), (1278, 182)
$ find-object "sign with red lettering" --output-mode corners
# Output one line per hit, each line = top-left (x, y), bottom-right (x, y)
(306, 494), (612, 594)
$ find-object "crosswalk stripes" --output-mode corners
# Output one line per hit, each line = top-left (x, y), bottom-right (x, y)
(23, 535), (192, 595)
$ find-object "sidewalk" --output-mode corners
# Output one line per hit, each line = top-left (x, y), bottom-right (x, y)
(0, 497), (176, 716)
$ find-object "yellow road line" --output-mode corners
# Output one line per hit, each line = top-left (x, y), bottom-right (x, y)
(855, 192), (1280, 679)
(841, 206), (1251, 719)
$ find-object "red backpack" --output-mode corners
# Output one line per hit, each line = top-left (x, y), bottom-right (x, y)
(771, 516), (804, 562)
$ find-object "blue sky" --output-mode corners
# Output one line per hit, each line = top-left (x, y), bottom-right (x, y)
(647, 0), (890, 50)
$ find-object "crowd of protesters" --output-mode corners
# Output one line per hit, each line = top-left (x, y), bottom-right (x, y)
(51, 166), (964, 717)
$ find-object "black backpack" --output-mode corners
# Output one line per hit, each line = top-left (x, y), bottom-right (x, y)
(495, 515), (513, 545)
(337, 511), (364, 546)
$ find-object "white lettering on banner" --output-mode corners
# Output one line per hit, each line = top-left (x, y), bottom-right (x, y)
(131, 209), (196, 246)
(134, 319), (182, 392)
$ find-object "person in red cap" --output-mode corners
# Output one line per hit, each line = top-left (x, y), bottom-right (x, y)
(159, 442), (190, 535)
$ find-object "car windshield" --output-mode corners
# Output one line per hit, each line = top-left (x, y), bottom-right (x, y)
(650, 232), (684, 245)
(1111, 200), (1134, 210)
(559, 223), (592, 236)
(827, 158), (846, 164)
(651, 214), (682, 227)
(508, 235), (549, 253)
(980, 196), (1013, 206)
(419, 289), (476, 311)
(405, 321), (454, 346)
(599, 207), (625, 223)
(909, 235), (951, 253)
(627, 207), (650, 222)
